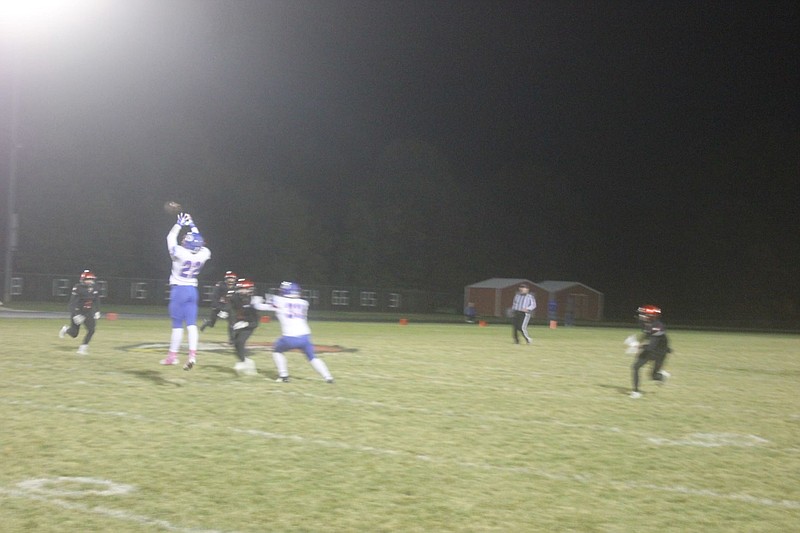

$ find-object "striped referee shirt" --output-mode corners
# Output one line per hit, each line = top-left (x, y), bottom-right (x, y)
(512, 292), (536, 313)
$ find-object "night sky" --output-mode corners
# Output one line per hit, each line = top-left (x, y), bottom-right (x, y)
(1, 1), (798, 323)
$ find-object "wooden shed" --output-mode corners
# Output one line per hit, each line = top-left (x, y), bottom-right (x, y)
(463, 278), (549, 319)
(537, 280), (604, 322)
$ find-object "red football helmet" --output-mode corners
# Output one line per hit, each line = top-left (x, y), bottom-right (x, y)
(80, 270), (97, 285)
(224, 271), (237, 286)
(236, 278), (255, 295)
(637, 305), (661, 322)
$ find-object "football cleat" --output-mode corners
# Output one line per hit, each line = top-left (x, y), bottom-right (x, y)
(325, 377), (335, 384)
(59, 325), (68, 339)
(77, 344), (89, 355)
(629, 391), (642, 399)
(183, 358), (196, 371)
(160, 355), (179, 365)
(233, 359), (257, 376)
(276, 376), (290, 383)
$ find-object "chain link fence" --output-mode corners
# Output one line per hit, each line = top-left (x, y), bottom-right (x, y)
(1, 272), (461, 315)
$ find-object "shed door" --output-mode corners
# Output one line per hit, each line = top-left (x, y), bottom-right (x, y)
(568, 293), (588, 320)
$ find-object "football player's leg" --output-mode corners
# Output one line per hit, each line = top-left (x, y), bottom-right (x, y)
(167, 290), (185, 356)
(186, 325), (199, 357)
(302, 335), (333, 381)
(631, 354), (649, 392)
(521, 313), (532, 343)
(169, 327), (183, 353)
(82, 316), (96, 345)
(181, 287), (200, 353)
(241, 329), (255, 366)
(272, 337), (290, 379)
(651, 352), (668, 380)
(201, 308), (217, 331)
(236, 329), (254, 362)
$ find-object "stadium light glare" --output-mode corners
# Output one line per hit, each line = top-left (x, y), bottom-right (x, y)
(1, 0), (101, 302)
(0, 0), (100, 39)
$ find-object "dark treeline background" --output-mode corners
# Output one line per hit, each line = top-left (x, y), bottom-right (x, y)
(1, 1), (798, 326)
(9, 123), (798, 325)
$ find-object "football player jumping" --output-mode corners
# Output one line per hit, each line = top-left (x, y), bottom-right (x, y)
(161, 213), (211, 370)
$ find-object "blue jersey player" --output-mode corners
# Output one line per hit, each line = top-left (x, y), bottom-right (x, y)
(161, 213), (211, 370)
(253, 281), (334, 383)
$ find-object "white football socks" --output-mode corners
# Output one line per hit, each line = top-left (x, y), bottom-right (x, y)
(272, 352), (288, 377)
(169, 328), (184, 353)
(310, 358), (333, 381)
(187, 325), (199, 351)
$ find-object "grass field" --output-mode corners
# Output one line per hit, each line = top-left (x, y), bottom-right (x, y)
(1, 315), (798, 532)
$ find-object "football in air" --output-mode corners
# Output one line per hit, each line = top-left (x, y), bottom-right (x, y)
(164, 201), (182, 215)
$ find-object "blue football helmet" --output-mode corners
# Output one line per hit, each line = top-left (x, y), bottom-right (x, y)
(280, 281), (301, 298)
(182, 232), (205, 252)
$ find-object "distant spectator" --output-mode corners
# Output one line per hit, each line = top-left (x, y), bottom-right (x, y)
(464, 302), (477, 323)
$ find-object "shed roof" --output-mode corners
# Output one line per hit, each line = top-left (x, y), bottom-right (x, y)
(537, 280), (604, 295)
(467, 278), (534, 289)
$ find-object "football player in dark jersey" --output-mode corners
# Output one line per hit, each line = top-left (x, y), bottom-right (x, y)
(58, 270), (101, 355)
(228, 279), (260, 376)
(629, 305), (672, 398)
(200, 270), (237, 343)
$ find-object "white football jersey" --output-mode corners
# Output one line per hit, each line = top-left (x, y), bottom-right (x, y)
(167, 224), (211, 286)
(256, 295), (311, 337)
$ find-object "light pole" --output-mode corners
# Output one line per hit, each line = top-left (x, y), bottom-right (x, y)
(1, 0), (99, 303)
(3, 45), (20, 303)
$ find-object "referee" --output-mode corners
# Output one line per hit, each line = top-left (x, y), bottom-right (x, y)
(511, 283), (536, 344)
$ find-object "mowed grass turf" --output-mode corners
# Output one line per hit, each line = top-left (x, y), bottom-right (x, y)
(1, 316), (798, 532)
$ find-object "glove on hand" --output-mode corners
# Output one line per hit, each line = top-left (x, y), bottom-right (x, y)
(217, 311), (229, 319)
(94, 312), (101, 320)
(177, 212), (193, 226)
(624, 335), (640, 355)
(233, 321), (248, 330)
(73, 314), (86, 325)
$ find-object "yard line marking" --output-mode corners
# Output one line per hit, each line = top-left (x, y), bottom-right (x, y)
(2, 398), (795, 510)
(0, 393), (779, 451)
(17, 477), (134, 497)
(264, 389), (628, 434)
(0, 486), (237, 533)
(647, 433), (770, 447)
(233, 428), (799, 510)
